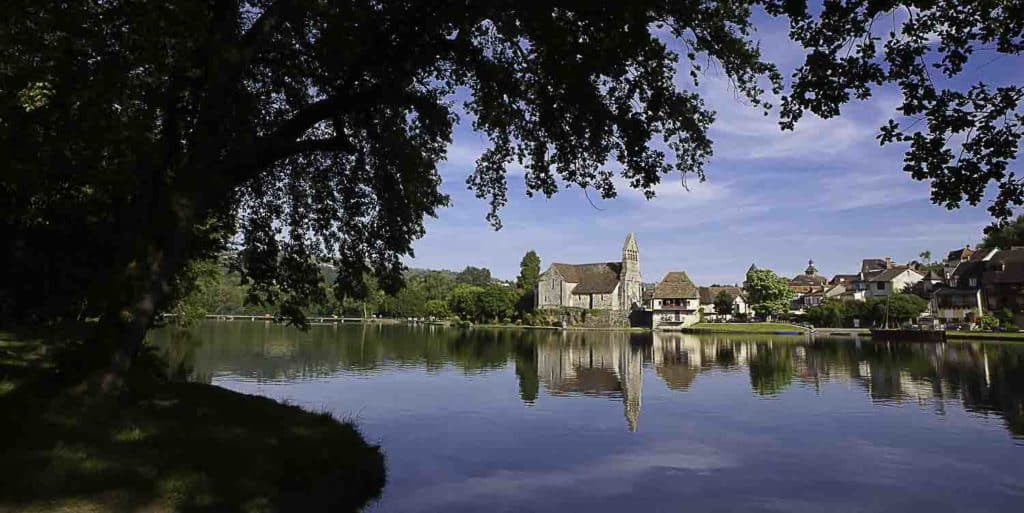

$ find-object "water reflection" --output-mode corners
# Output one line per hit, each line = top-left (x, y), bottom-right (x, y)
(152, 323), (1024, 438)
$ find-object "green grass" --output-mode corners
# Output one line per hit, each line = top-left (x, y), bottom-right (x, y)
(685, 322), (809, 334)
(946, 331), (1024, 341)
(0, 338), (385, 513)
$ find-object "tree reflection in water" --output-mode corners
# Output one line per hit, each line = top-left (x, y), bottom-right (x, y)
(150, 323), (1024, 437)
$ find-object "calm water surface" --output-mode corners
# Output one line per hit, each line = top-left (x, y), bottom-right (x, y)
(151, 322), (1024, 512)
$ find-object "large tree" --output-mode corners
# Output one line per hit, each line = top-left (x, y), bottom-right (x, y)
(3, 1), (784, 374)
(770, 1), (1024, 227)
(743, 268), (793, 319)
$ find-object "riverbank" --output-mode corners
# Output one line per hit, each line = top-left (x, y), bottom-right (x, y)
(0, 337), (385, 512)
(683, 322), (809, 334)
(946, 331), (1024, 341)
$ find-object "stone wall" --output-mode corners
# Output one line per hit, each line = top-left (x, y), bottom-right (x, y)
(530, 307), (644, 328)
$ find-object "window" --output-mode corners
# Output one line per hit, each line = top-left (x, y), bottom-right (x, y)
(951, 278), (958, 287)
(876, 282), (885, 290)
(969, 277), (977, 287)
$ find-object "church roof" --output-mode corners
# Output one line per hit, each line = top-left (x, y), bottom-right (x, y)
(653, 272), (699, 299)
(550, 262), (623, 294)
(790, 274), (827, 286)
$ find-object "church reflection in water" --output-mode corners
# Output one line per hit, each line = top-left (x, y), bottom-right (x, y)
(530, 330), (1024, 435)
(153, 323), (1024, 437)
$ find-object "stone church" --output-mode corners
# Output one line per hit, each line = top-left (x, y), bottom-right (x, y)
(535, 233), (643, 310)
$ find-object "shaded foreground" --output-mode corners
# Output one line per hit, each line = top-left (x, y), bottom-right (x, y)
(0, 336), (385, 513)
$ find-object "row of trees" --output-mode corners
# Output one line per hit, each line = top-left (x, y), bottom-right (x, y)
(804, 295), (929, 329)
(173, 251), (544, 325)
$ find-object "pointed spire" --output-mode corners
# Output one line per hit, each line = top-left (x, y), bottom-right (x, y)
(622, 232), (637, 251)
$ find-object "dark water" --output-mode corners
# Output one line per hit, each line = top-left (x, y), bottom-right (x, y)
(150, 322), (1024, 512)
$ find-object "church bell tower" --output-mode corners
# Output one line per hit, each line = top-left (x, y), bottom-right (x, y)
(621, 233), (642, 309)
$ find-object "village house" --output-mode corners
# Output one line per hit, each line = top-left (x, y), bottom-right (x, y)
(697, 286), (748, 321)
(944, 245), (975, 278)
(535, 233), (643, 311)
(932, 257), (988, 325)
(980, 248), (1024, 326)
(648, 272), (701, 329)
(864, 266), (925, 298)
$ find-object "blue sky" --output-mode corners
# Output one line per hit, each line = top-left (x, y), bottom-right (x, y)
(407, 12), (1022, 285)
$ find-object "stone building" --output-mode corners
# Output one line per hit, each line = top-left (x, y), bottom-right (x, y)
(535, 233), (643, 311)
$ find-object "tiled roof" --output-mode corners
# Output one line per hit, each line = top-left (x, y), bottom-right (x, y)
(653, 272), (699, 299)
(830, 274), (859, 285)
(698, 286), (744, 304)
(946, 247), (974, 262)
(866, 266), (920, 282)
(551, 262), (623, 294)
(861, 259), (889, 274)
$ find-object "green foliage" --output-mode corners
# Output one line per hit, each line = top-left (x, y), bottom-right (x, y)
(881, 294), (929, 325)
(713, 291), (735, 316)
(743, 269), (793, 318)
(979, 314), (1001, 331)
(477, 285), (517, 323)
(516, 251), (541, 292)
(771, 1), (1024, 223)
(424, 299), (451, 319)
(449, 284), (485, 322)
(983, 215), (1024, 249)
(996, 308), (1017, 328)
(380, 287), (427, 318)
(806, 295), (928, 328)
(1, 0), (783, 350)
(455, 266), (493, 287)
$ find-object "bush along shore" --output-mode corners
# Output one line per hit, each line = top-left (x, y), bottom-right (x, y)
(0, 333), (386, 513)
(682, 323), (810, 335)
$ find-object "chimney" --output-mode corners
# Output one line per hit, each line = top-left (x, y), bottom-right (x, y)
(884, 257), (893, 269)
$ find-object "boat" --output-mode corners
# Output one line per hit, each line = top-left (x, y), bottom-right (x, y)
(868, 294), (947, 342)
(869, 328), (946, 342)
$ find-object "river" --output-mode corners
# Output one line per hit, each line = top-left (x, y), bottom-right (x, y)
(150, 322), (1024, 512)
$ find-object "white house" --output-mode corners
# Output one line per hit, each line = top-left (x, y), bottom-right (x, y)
(697, 286), (748, 320)
(865, 266), (925, 298)
(648, 272), (701, 329)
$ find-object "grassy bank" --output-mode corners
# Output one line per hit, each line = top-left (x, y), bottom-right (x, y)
(0, 337), (385, 513)
(946, 331), (1024, 341)
(684, 322), (809, 334)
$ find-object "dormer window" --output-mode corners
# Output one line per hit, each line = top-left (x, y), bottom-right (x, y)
(969, 277), (977, 287)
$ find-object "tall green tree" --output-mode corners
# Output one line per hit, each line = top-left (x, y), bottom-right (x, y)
(515, 251), (541, 292)
(713, 291), (735, 317)
(743, 268), (793, 320)
(2, 2), (783, 373)
(515, 250), (541, 314)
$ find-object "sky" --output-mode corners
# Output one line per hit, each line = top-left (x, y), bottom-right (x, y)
(406, 10), (1023, 286)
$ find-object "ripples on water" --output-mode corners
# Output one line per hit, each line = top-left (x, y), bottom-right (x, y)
(150, 322), (1024, 512)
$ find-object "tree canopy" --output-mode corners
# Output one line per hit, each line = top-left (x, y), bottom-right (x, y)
(713, 291), (735, 316)
(770, 1), (1024, 225)
(5, 0), (1022, 373)
(743, 268), (793, 318)
(982, 215), (1024, 249)
(2, 0), (784, 370)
